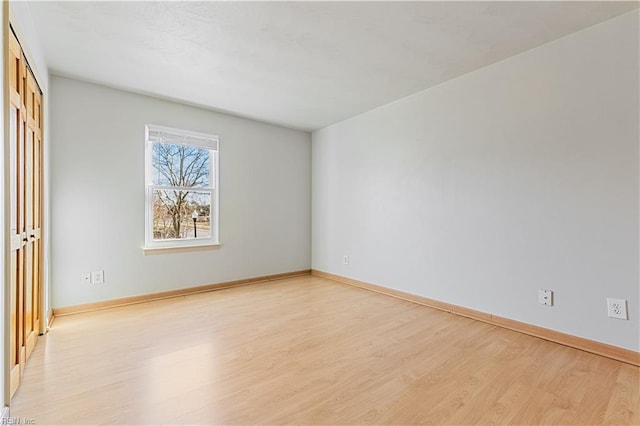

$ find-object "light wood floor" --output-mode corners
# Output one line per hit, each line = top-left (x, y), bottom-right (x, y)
(11, 275), (640, 425)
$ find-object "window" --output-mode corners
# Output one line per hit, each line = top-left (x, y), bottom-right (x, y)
(144, 124), (219, 250)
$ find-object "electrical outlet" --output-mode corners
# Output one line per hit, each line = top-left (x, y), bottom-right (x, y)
(607, 298), (628, 320)
(343, 255), (349, 265)
(91, 270), (105, 284)
(81, 273), (91, 284)
(538, 289), (553, 306)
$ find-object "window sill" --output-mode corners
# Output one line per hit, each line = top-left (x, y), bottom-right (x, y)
(143, 242), (221, 255)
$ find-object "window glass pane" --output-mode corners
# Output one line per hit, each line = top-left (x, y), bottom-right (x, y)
(152, 190), (212, 240)
(151, 142), (210, 187)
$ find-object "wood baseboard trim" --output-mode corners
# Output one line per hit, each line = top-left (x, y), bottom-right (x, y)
(46, 308), (54, 329)
(311, 269), (640, 367)
(53, 270), (311, 317)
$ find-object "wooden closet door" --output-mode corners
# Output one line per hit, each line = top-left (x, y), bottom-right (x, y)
(9, 29), (25, 397)
(32, 92), (43, 343)
(24, 69), (42, 359)
(8, 28), (44, 398)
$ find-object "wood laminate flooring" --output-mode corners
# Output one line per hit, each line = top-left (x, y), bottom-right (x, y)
(10, 275), (640, 425)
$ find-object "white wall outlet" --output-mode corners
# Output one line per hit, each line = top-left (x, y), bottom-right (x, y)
(607, 298), (628, 320)
(538, 289), (553, 306)
(343, 255), (349, 265)
(81, 273), (91, 284)
(91, 270), (105, 284)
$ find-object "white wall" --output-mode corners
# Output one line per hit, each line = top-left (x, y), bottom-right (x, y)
(312, 11), (639, 351)
(50, 76), (311, 308)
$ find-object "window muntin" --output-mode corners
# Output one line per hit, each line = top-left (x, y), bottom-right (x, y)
(145, 124), (219, 249)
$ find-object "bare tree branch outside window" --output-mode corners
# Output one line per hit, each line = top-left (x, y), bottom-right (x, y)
(151, 143), (212, 239)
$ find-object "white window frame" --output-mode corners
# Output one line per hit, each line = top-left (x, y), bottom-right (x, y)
(144, 124), (220, 251)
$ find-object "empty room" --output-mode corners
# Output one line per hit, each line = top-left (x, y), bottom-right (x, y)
(1, 1), (639, 425)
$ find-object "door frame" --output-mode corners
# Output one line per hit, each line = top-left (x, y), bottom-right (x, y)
(2, 0), (10, 414)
